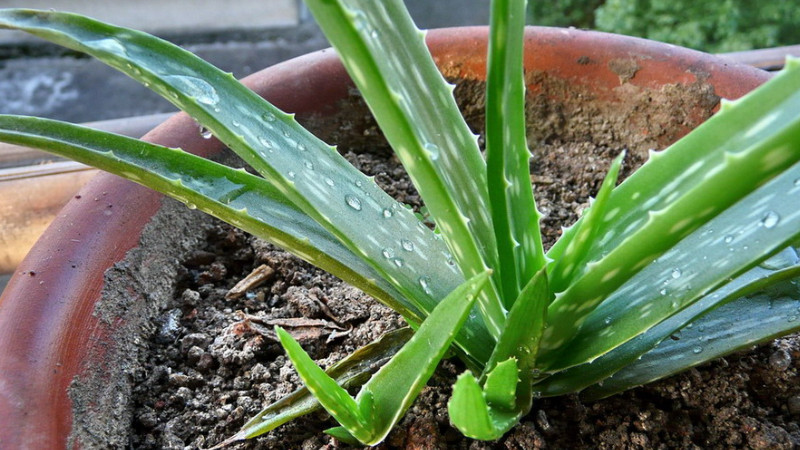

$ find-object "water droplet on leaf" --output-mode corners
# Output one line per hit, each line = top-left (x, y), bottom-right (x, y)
(345, 195), (362, 211)
(418, 276), (432, 295)
(761, 211), (780, 228)
(164, 75), (219, 106)
(401, 239), (415, 252)
(423, 142), (440, 160)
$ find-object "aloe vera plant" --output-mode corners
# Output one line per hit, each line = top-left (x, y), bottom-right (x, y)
(2, 0), (800, 445)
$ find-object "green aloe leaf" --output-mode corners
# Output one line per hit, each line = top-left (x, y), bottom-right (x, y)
(483, 358), (520, 410)
(540, 157), (800, 371)
(449, 270), (550, 442)
(547, 152), (625, 293)
(583, 261), (800, 400)
(278, 272), (489, 445)
(485, 0), (545, 304)
(483, 268), (550, 377)
(220, 328), (412, 445)
(449, 362), (523, 441)
(0, 8), (495, 363)
(537, 247), (800, 397)
(0, 115), (422, 320)
(302, 0), (506, 337)
(276, 327), (372, 441)
(541, 59), (800, 355)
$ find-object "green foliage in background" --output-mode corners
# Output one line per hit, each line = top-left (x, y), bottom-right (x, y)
(530, 0), (800, 53)
(527, 0), (604, 29)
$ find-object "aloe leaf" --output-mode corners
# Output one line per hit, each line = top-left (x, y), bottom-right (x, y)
(542, 60), (800, 354)
(220, 328), (412, 445)
(537, 247), (800, 396)
(276, 327), (374, 442)
(0, 115), (425, 321)
(449, 365), (524, 441)
(0, 9), (495, 363)
(582, 263), (800, 400)
(352, 271), (490, 444)
(540, 157), (800, 371)
(278, 272), (488, 445)
(484, 268), (550, 376)
(450, 271), (550, 442)
(486, 0), (546, 304)
(547, 152), (624, 293)
(302, 0), (506, 337)
(548, 58), (800, 268)
(483, 358), (519, 410)
(449, 373), (495, 437)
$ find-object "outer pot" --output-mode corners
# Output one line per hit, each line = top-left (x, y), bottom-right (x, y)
(0, 27), (770, 448)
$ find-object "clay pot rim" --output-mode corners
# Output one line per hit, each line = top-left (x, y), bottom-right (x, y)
(0, 26), (771, 448)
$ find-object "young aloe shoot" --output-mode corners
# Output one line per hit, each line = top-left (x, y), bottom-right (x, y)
(2, 0), (800, 446)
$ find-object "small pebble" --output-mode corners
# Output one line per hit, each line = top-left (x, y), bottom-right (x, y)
(769, 349), (792, 371)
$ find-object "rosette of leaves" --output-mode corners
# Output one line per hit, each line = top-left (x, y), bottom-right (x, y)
(2, 0), (800, 445)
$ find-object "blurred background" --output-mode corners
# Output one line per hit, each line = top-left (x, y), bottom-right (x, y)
(1, 0), (799, 293)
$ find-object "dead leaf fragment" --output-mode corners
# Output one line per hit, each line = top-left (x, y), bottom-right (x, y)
(225, 264), (274, 300)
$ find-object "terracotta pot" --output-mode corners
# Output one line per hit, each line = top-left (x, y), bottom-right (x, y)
(0, 27), (770, 448)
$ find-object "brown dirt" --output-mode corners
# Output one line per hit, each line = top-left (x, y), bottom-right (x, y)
(70, 73), (800, 449)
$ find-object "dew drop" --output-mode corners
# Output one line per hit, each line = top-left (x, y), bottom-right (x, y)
(325, 178), (335, 187)
(186, 202), (197, 210)
(759, 247), (800, 270)
(232, 120), (241, 128)
(761, 211), (780, 228)
(163, 75), (220, 106)
(382, 208), (393, 218)
(671, 268), (682, 279)
(258, 136), (273, 150)
(392, 258), (404, 268)
(724, 235), (734, 244)
(401, 239), (415, 252)
(87, 38), (128, 56)
(382, 248), (395, 259)
(418, 276), (432, 295)
(789, 315), (798, 323)
(199, 126), (213, 139)
(297, 143), (307, 152)
(795, 178), (800, 186)
(659, 288), (668, 296)
(423, 142), (441, 160)
(345, 194), (362, 211)
(303, 161), (314, 171)
(603, 316), (612, 325)
(287, 171), (296, 179)
(262, 112), (276, 122)
(692, 346), (703, 354)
